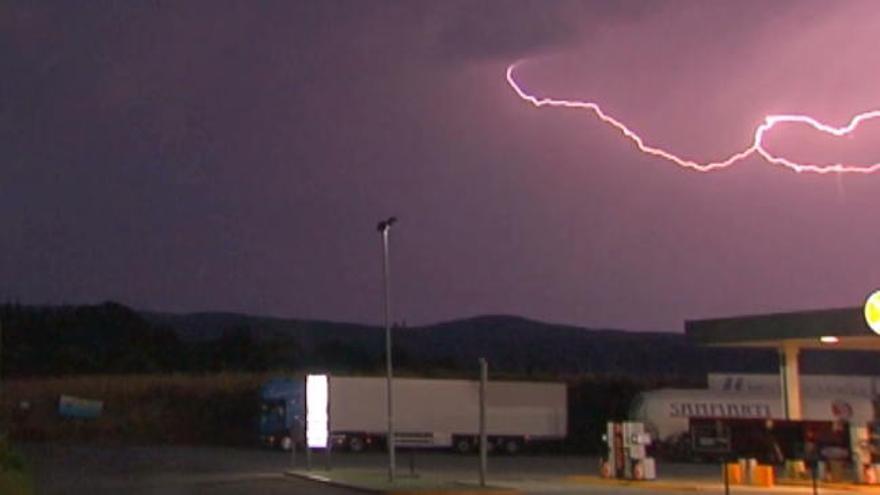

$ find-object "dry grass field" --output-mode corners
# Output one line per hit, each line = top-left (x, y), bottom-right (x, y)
(0, 371), (675, 456)
(2, 372), (285, 446)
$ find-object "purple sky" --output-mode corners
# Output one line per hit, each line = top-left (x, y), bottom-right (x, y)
(2, 1), (879, 332)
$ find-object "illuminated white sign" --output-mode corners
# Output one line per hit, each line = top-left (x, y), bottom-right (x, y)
(306, 374), (329, 448)
(865, 290), (880, 335)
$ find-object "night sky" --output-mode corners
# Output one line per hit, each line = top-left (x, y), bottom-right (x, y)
(3, 0), (879, 332)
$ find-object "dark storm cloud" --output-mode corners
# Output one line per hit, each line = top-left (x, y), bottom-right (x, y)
(2, 0), (879, 331)
(431, 0), (652, 62)
(0, 0), (649, 185)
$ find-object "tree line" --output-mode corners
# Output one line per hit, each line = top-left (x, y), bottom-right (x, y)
(0, 302), (453, 377)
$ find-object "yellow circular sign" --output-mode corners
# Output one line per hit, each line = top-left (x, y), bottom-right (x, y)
(865, 290), (880, 335)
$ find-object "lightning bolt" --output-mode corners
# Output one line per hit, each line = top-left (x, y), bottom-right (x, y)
(506, 63), (880, 174)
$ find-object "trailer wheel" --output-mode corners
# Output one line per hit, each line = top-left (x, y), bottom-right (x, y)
(502, 438), (521, 455)
(280, 436), (293, 452)
(454, 437), (472, 454)
(348, 436), (366, 453)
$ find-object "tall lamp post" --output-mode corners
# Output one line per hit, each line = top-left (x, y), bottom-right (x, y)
(377, 216), (397, 482)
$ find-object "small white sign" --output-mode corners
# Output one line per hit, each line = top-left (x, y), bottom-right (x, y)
(306, 374), (329, 448)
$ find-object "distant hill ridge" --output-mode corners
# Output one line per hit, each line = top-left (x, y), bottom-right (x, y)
(142, 306), (880, 378)
(2, 302), (879, 378)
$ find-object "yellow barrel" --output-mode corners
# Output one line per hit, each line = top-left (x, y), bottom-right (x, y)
(752, 465), (775, 487)
(723, 463), (743, 485)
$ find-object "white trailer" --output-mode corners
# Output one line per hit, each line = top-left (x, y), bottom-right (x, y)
(306, 375), (567, 454)
(629, 388), (875, 442)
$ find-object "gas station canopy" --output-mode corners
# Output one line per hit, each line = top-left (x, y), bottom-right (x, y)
(681, 297), (880, 485)
(685, 307), (880, 351)
(685, 300), (880, 420)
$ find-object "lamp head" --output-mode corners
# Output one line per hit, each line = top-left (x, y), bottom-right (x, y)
(376, 216), (398, 232)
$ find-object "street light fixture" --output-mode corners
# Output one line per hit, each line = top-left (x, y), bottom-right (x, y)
(377, 216), (397, 482)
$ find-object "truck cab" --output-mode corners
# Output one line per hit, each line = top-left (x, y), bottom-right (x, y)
(258, 378), (304, 450)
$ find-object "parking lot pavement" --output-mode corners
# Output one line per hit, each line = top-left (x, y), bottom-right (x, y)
(289, 452), (880, 495)
(22, 443), (361, 495)
(22, 444), (880, 495)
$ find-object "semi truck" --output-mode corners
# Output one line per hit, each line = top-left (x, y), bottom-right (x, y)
(259, 377), (304, 451)
(259, 375), (567, 454)
(629, 388), (875, 442)
(629, 388), (876, 462)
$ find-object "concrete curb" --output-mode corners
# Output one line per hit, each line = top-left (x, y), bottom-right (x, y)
(565, 474), (713, 492)
(777, 479), (880, 493)
(386, 490), (520, 495)
(567, 474), (880, 493)
(285, 470), (380, 493)
(284, 470), (521, 495)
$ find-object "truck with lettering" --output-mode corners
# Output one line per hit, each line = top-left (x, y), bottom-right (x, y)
(259, 375), (567, 454)
(629, 388), (874, 443)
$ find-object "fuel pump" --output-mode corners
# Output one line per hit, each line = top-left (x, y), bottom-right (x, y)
(602, 421), (656, 480)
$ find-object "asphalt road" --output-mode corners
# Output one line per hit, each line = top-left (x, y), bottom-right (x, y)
(24, 444), (847, 495)
(22, 444), (362, 495)
(22, 444), (615, 494)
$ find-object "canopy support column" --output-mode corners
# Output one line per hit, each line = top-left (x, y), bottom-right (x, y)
(778, 341), (802, 420)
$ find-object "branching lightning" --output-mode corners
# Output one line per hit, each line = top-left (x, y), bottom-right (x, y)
(506, 63), (880, 174)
